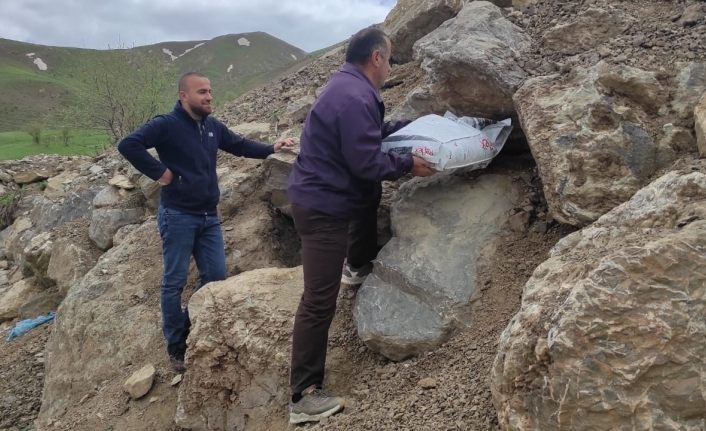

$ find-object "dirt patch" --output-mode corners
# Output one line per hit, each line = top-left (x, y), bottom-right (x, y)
(0, 322), (51, 430)
(510, 0), (706, 76)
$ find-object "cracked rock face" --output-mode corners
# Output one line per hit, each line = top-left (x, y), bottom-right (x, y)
(383, 0), (463, 64)
(38, 221), (165, 424)
(354, 173), (522, 361)
(491, 170), (706, 431)
(403, 1), (530, 120)
(176, 267), (305, 431)
(516, 61), (702, 227)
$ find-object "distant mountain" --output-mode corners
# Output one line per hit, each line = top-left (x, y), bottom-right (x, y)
(0, 32), (308, 132)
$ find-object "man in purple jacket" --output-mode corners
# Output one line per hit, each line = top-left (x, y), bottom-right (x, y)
(118, 72), (293, 373)
(287, 27), (434, 423)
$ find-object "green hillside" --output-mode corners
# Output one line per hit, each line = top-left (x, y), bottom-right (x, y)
(0, 33), (309, 133)
(139, 32), (309, 103)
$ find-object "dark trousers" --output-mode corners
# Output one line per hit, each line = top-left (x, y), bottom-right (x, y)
(290, 203), (377, 395)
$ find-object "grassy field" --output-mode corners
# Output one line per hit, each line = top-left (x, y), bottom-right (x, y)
(0, 129), (110, 160)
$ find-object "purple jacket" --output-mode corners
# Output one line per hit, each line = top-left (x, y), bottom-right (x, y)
(287, 63), (413, 219)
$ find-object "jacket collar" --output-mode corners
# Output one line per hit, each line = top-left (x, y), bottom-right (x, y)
(340, 63), (382, 104)
(173, 100), (208, 123)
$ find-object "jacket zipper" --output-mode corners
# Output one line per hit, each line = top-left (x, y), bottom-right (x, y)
(199, 121), (206, 145)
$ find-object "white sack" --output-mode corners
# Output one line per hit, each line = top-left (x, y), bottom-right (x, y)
(382, 112), (512, 171)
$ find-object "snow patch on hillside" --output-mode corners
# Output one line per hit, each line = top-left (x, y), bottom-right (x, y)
(237, 38), (251, 47)
(162, 43), (206, 61)
(291, 54), (297, 60)
(162, 48), (177, 61)
(227, 64), (233, 73)
(180, 43), (205, 57)
(33, 58), (48, 71)
(26, 52), (35, 58)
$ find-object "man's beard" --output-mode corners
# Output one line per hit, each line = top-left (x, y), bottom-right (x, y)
(189, 102), (212, 117)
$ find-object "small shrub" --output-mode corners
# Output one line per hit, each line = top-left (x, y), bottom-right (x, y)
(61, 127), (72, 146)
(27, 126), (42, 145)
(0, 191), (20, 230)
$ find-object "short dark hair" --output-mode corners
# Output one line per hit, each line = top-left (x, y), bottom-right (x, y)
(178, 72), (207, 91)
(345, 26), (389, 65)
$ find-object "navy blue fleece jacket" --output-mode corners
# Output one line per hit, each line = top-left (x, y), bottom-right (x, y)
(118, 101), (274, 214)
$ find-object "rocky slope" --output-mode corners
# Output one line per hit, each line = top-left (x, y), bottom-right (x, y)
(0, 0), (705, 430)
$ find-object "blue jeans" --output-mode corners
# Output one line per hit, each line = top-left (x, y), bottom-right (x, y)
(156, 206), (226, 357)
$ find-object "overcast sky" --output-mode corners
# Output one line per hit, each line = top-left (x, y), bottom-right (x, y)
(0, 0), (397, 52)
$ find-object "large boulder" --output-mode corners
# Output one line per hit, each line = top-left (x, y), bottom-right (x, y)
(670, 62), (706, 124)
(37, 221), (172, 430)
(491, 169), (706, 430)
(46, 235), (101, 296)
(383, 0), (463, 64)
(108, 174), (136, 190)
(222, 198), (297, 273)
(230, 123), (271, 141)
(22, 231), (54, 287)
(263, 150), (297, 215)
(13, 169), (51, 185)
(88, 207), (145, 250)
(403, 1), (530, 119)
(0, 277), (61, 322)
(3, 188), (95, 268)
(44, 171), (78, 200)
(216, 165), (263, 220)
(284, 95), (315, 125)
(516, 61), (699, 227)
(92, 185), (126, 208)
(354, 172), (522, 360)
(30, 188), (98, 233)
(175, 266), (306, 430)
(3, 217), (34, 266)
(2, 187), (96, 267)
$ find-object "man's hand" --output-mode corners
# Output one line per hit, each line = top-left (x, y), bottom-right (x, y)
(158, 168), (174, 186)
(274, 138), (296, 152)
(411, 156), (435, 177)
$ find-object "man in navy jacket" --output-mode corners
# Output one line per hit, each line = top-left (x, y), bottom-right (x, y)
(287, 27), (434, 423)
(118, 72), (293, 372)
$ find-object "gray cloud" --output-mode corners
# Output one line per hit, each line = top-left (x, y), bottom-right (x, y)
(0, 0), (397, 52)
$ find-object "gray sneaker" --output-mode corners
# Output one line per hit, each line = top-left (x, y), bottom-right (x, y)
(289, 386), (345, 424)
(341, 261), (372, 285)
